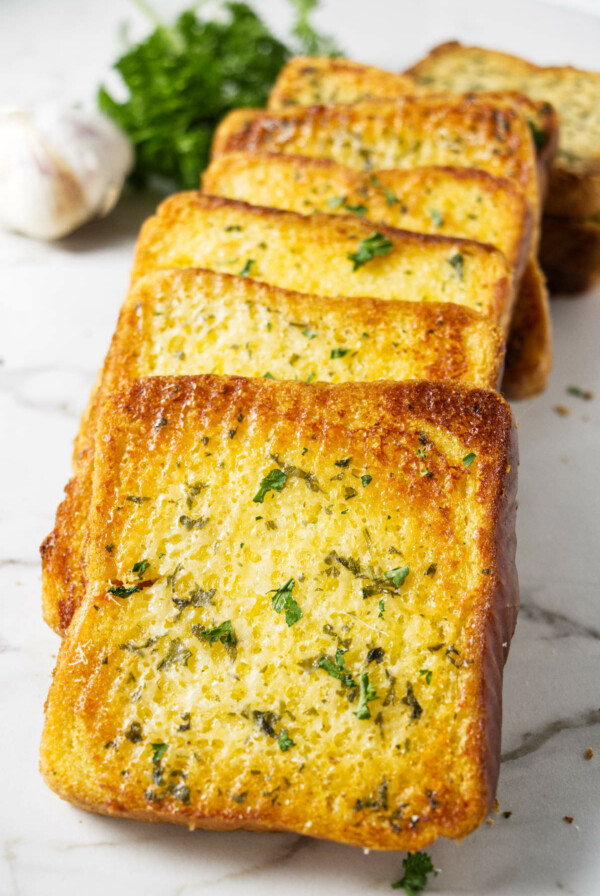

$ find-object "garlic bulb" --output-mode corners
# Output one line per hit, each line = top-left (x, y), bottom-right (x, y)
(0, 104), (134, 240)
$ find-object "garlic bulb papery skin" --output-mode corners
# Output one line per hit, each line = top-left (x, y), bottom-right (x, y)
(0, 104), (134, 240)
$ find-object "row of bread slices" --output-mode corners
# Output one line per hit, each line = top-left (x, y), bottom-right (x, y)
(41, 52), (555, 635)
(38, 51), (546, 849)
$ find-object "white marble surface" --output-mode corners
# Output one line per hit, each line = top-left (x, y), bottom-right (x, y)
(1, 1), (600, 894)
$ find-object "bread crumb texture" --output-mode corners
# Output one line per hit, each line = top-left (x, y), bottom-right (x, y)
(41, 376), (518, 850)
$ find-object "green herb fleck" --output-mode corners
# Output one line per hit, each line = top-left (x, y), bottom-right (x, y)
(419, 669), (432, 686)
(391, 851), (436, 893)
(150, 742), (168, 765)
(378, 599), (385, 618)
(429, 208), (443, 227)
(306, 372), (316, 383)
(567, 385), (593, 400)
(239, 258), (255, 277)
(384, 566), (409, 588)
(528, 119), (546, 149)
(462, 452), (476, 468)
(157, 638), (192, 670)
(425, 564), (437, 577)
(179, 514), (210, 530)
(384, 186), (399, 206)
(361, 474), (373, 487)
(200, 620), (237, 647)
(348, 231), (393, 270)
(330, 347), (350, 359)
(126, 495), (150, 504)
(131, 559), (150, 578)
(278, 729), (295, 751)
(318, 648), (357, 688)
(269, 577), (302, 626)
(448, 253), (464, 279)
(354, 672), (378, 719)
(107, 583), (141, 598)
(124, 721), (143, 742)
(253, 468), (287, 503)
(401, 681), (423, 720)
(263, 371), (275, 379)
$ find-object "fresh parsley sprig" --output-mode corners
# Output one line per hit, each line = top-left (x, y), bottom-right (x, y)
(99, 1), (340, 189)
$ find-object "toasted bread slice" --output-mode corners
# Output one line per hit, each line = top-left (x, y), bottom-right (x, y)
(540, 214), (600, 294)
(213, 96), (545, 220)
(267, 56), (558, 199)
(406, 41), (600, 217)
(501, 259), (553, 398)
(41, 268), (504, 635)
(202, 151), (550, 400)
(41, 375), (518, 850)
(269, 55), (417, 108)
(132, 194), (514, 329)
(203, 152), (531, 279)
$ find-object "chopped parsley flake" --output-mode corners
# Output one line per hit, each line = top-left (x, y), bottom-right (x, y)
(391, 851), (436, 893)
(263, 371), (275, 379)
(384, 566), (409, 588)
(419, 669), (432, 686)
(330, 347), (350, 359)
(354, 672), (378, 719)
(567, 385), (593, 400)
(384, 186), (399, 206)
(253, 468), (287, 503)
(318, 648), (357, 688)
(107, 583), (141, 598)
(131, 559), (149, 578)
(429, 208), (443, 227)
(462, 452), (476, 468)
(126, 495), (150, 504)
(348, 231), (393, 270)
(200, 620), (237, 646)
(239, 258), (255, 277)
(378, 599), (385, 618)
(150, 742), (168, 765)
(269, 577), (302, 626)
(278, 729), (295, 751)
(361, 474), (373, 487)
(448, 252), (464, 279)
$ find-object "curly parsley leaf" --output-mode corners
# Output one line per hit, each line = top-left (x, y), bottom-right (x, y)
(278, 728), (295, 751)
(384, 566), (409, 588)
(107, 583), (141, 598)
(200, 620), (237, 646)
(354, 672), (378, 719)
(318, 648), (357, 688)
(99, 2), (339, 190)
(253, 468), (287, 503)
(348, 231), (394, 271)
(270, 577), (302, 626)
(391, 851), (436, 894)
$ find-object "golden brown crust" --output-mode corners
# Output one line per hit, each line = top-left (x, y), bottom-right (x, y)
(212, 96), (541, 212)
(407, 41), (600, 216)
(201, 151), (550, 397)
(41, 375), (518, 850)
(502, 259), (552, 399)
(203, 152), (532, 279)
(131, 193), (514, 328)
(41, 267), (505, 635)
(540, 214), (600, 294)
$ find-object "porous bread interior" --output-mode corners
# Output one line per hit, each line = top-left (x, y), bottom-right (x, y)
(132, 195), (513, 329)
(40, 267), (503, 637)
(115, 269), (503, 389)
(42, 377), (510, 850)
(211, 96), (541, 227)
(201, 153), (551, 400)
(407, 43), (600, 175)
(203, 152), (530, 276)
